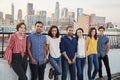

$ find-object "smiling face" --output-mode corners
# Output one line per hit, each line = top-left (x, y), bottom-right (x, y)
(51, 28), (57, 37)
(91, 29), (96, 37)
(77, 29), (83, 38)
(18, 24), (26, 34)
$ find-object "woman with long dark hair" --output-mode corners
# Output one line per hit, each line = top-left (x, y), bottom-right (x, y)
(86, 27), (99, 80)
(4, 23), (28, 80)
(75, 28), (86, 80)
(47, 25), (62, 80)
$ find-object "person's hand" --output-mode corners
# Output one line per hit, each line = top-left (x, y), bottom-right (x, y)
(44, 57), (48, 64)
(31, 58), (37, 64)
(106, 51), (109, 55)
(71, 58), (76, 64)
(9, 63), (12, 68)
(67, 59), (72, 65)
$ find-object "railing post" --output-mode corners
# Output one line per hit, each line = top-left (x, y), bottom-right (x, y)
(2, 33), (4, 57)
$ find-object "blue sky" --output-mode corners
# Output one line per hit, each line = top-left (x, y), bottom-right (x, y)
(0, 0), (120, 23)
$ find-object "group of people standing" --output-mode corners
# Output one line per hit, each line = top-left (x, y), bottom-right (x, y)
(4, 21), (111, 80)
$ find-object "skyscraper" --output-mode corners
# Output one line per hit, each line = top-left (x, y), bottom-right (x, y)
(77, 8), (83, 21)
(68, 12), (75, 20)
(0, 12), (3, 19)
(38, 11), (47, 26)
(27, 3), (34, 15)
(25, 15), (38, 32)
(51, 13), (55, 19)
(77, 15), (90, 33)
(61, 8), (68, 18)
(11, 3), (14, 23)
(0, 12), (3, 26)
(5, 14), (12, 20)
(55, 2), (60, 19)
(90, 14), (105, 28)
(17, 9), (22, 21)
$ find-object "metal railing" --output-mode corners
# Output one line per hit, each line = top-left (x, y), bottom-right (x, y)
(0, 32), (120, 58)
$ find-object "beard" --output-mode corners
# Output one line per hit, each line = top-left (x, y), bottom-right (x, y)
(68, 33), (73, 37)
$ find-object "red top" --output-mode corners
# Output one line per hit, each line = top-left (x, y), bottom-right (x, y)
(4, 33), (27, 64)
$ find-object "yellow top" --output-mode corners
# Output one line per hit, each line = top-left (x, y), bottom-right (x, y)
(87, 37), (97, 55)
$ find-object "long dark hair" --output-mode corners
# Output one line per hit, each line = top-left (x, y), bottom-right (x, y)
(48, 25), (60, 38)
(88, 27), (97, 40)
(75, 28), (84, 41)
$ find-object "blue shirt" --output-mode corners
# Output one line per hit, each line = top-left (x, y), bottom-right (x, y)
(60, 35), (77, 60)
(97, 35), (109, 57)
(27, 33), (46, 64)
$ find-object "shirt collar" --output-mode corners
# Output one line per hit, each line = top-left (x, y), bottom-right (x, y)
(34, 32), (42, 36)
(98, 35), (105, 38)
(65, 35), (74, 39)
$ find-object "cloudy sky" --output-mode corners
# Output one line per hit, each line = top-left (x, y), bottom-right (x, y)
(0, 0), (120, 23)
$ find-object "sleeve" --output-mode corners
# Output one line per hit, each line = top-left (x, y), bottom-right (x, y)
(75, 38), (77, 54)
(60, 37), (66, 54)
(46, 35), (50, 44)
(27, 35), (31, 44)
(3, 34), (15, 64)
(59, 36), (61, 43)
(44, 35), (47, 44)
(105, 36), (109, 44)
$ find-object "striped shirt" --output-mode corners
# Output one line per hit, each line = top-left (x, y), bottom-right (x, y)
(4, 34), (27, 64)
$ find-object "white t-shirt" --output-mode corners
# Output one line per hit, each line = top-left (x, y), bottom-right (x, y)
(77, 37), (86, 58)
(46, 36), (61, 58)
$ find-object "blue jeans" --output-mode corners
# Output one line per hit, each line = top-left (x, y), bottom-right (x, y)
(62, 58), (76, 80)
(49, 55), (62, 80)
(88, 54), (99, 80)
(76, 58), (86, 80)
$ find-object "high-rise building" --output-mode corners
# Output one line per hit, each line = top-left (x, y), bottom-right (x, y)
(90, 14), (105, 28)
(55, 2), (60, 19)
(68, 12), (75, 20)
(38, 11), (47, 26)
(11, 3), (14, 23)
(59, 18), (74, 31)
(5, 14), (12, 20)
(51, 13), (55, 19)
(0, 12), (3, 19)
(5, 14), (12, 25)
(17, 9), (22, 21)
(25, 15), (39, 32)
(61, 8), (68, 18)
(90, 14), (105, 24)
(77, 8), (83, 21)
(77, 14), (106, 33)
(77, 15), (90, 33)
(0, 12), (4, 26)
(27, 3), (34, 15)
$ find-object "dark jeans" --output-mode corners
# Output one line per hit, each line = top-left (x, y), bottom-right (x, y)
(62, 58), (76, 80)
(88, 54), (99, 80)
(49, 55), (62, 80)
(11, 53), (28, 80)
(98, 55), (111, 80)
(76, 58), (86, 80)
(30, 63), (46, 80)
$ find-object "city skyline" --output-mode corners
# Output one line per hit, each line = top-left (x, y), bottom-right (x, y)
(0, 0), (120, 24)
